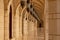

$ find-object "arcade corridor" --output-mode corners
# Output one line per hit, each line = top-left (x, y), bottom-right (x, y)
(0, 0), (60, 40)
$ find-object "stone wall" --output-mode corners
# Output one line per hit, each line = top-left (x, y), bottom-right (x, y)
(48, 0), (60, 40)
(0, 0), (4, 40)
(0, 0), (42, 40)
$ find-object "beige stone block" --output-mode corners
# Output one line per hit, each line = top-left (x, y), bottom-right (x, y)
(56, 13), (60, 18)
(49, 19), (57, 34)
(56, 36), (60, 40)
(57, 19), (60, 34)
(57, 0), (60, 13)
(4, 10), (9, 40)
(48, 1), (57, 13)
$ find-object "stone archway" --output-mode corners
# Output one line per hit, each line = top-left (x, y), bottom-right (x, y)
(20, 7), (28, 40)
(13, 4), (26, 40)
(4, 0), (13, 40)
(21, 7), (38, 40)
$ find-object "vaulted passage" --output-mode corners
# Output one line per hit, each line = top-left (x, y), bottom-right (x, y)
(1, 0), (60, 40)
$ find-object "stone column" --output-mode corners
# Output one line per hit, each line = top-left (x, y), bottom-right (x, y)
(31, 16), (35, 40)
(4, 8), (9, 40)
(44, 0), (49, 40)
(4, 1), (12, 40)
(28, 14), (35, 40)
(19, 6), (23, 40)
(34, 19), (38, 40)
(15, 5), (20, 40)
(23, 11), (28, 40)
(0, 0), (4, 40)
(28, 13), (32, 40)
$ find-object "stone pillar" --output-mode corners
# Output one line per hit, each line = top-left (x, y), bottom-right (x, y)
(19, 6), (23, 40)
(4, 1), (12, 40)
(4, 1), (14, 40)
(28, 13), (35, 40)
(31, 16), (34, 40)
(15, 5), (20, 40)
(23, 11), (28, 40)
(44, 0), (49, 40)
(34, 19), (38, 40)
(4, 9), (9, 40)
(0, 0), (4, 40)
(28, 13), (32, 40)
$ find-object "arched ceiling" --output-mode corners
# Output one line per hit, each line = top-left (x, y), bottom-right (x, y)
(31, 0), (45, 19)
(4, 0), (45, 20)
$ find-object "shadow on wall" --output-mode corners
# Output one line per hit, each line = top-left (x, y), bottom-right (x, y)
(39, 20), (44, 28)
